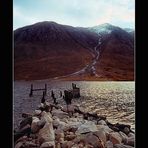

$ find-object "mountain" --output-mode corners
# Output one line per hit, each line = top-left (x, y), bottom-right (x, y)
(14, 21), (134, 80)
(87, 23), (134, 80)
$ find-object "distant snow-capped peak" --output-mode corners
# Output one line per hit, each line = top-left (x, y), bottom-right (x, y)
(88, 23), (115, 35)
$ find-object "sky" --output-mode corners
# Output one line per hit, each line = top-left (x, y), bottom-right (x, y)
(13, 0), (135, 30)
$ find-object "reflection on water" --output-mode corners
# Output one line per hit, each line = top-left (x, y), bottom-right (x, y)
(14, 80), (135, 131)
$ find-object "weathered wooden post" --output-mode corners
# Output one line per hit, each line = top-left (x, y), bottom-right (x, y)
(41, 91), (45, 103)
(29, 84), (33, 97)
(45, 84), (47, 95)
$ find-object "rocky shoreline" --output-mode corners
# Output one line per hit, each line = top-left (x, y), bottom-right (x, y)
(14, 101), (135, 148)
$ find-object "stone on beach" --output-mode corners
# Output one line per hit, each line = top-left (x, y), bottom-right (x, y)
(75, 121), (98, 134)
(38, 112), (55, 145)
(31, 117), (41, 133)
(109, 132), (122, 145)
(105, 141), (113, 148)
(14, 98), (135, 148)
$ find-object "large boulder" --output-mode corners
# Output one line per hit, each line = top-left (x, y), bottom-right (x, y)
(93, 130), (107, 144)
(38, 112), (55, 146)
(83, 132), (105, 148)
(109, 132), (122, 145)
(75, 121), (98, 134)
(31, 117), (40, 133)
(52, 110), (69, 119)
(126, 136), (135, 146)
(119, 131), (128, 143)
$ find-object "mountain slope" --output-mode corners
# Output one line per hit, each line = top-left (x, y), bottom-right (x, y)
(87, 24), (134, 80)
(14, 21), (98, 80)
(14, 22), (134, 80)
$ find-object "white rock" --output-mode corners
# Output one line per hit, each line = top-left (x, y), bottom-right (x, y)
(53, 118), (60, 128)
(75, 121), (98, 134)
(40, 141), (55, 148)
(38, 112), (55, 145)
(97, 120), (107, 126)
(41, 111), (53, 123)
(34, 110), (42, 116)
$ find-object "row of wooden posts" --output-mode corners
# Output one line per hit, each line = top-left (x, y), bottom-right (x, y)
(29, 83), (81, 105)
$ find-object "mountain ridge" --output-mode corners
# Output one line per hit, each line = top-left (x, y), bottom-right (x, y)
(14, 21), (134, 80)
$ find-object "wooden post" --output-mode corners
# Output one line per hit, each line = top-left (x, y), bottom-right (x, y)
(45, 84), (47, 95)
(41, 91), (45, 103)
(29, 84), (33, 97)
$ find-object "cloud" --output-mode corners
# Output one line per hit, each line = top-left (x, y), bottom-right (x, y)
(13, 0), (135, 29)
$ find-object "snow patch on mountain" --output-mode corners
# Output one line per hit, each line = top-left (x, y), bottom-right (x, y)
(88, 23), (114, 35)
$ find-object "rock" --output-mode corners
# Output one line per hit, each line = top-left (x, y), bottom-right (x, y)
(15, 142), (24, 148)
(78, 143), (84, 148)
(62, 105), (75, 112)
(53, 118), (60, 128)
(19, 116), (32, 129)
(126, 136), (135, 146)
(61, 141), (70, 148)
(69, 117), (78, 122)
(97, 120), (107, 126)
(64, 141), (74, 148)
(109, 132), (122, 145)
(119, 131), (128, 143)
(57, 121), (69, 131)
(128, 132), (135, 137)
(83, 132), (105, 148)
(65, 135), (77, 141)
(38, 119), (46, 128)
(123, 127), (130, 135)
(14, 124), (31, 142)
(40, 141), (55, 148)
(105, 141), (113, 148)
(97, 125), (113, 134)
(93, 130), (107, 144)
(38, 122), (55, 144)
(58, 138), (64, 144)
(34, 110), (42, 116)
(75, 121), (98, 134)
(56, 143), (61, 148)
(52, 110), (69, 119)
(31, 117), (40, 133)
(55, 131), (64, 141)
(114, 144), (134, 148)
(68, 121), (82, 128)
(41, 111), (53, 123)
(38, 112), (55, 145)
(61, 118), (69, 123)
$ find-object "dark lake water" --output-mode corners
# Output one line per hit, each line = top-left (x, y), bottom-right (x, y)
(13, 80), (135, 131)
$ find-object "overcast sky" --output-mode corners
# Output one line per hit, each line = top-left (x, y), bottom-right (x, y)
(13, 0), (135, 30)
